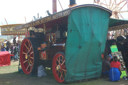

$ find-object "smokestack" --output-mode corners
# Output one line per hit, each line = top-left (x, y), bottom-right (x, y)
(69, 0), (76, 7)
(53, 0), (57, 14)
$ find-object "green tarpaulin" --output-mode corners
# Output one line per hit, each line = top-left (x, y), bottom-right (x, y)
(109, 18), (128, 27)
(65, 7), (111, 81)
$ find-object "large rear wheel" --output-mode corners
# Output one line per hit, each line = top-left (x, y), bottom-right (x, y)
(52, 52), (66, 83)
(20, 38), (41, 75)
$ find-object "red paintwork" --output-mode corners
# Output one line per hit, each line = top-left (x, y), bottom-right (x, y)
(20, 39), (34, 74)
(52, 53), (66, 83)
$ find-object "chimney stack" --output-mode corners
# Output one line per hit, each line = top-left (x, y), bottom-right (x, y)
(53, 0), (57, 14)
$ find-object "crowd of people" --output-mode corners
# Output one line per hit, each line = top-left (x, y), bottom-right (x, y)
(102, 54), (127, 81)
(0, 37), (21, 61)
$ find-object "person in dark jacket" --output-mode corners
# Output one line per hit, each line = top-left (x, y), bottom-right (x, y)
(102, 55), (111, 77)
(14, 45), (18, 61)
(13, 37), (16, 46)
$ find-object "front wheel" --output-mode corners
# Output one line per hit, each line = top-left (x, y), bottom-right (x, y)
(52, 52), (66, 83)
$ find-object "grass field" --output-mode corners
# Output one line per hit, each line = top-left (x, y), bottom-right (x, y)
(0, 61), (128, 85)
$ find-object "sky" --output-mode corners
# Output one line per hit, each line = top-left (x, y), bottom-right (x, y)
(0, 0), (127, 25)
(0, 0), (92, 25)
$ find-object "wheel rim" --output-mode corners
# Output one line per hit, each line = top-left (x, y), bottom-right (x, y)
(20, 39), (34, 74)
(52, 53), (66, 83)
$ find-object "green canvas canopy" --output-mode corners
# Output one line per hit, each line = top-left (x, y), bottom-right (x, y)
(109, 18), (128, 31)
(65, 6), (111, 81)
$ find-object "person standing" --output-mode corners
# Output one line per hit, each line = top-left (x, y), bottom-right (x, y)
(13, 37), (16, 46)
(102, 56), (111, 77)
(1, 45), (6, 51)
(6, 41), (11, 51)
(109, 56), (121, 81)
(14, 45), (18, 61)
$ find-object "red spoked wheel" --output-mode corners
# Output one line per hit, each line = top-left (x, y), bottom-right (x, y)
(52, 52), (66, 83)
(20, 38), (35, 74)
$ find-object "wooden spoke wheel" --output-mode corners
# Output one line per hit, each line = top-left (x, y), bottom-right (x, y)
(20, 38), (40, 75)
(52, 52), (66, 83)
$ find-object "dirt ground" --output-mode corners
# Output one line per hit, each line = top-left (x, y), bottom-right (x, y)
(0, 61), (128, 85)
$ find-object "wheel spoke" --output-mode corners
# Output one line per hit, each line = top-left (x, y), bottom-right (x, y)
(29, 56), (34, 60)
(23, 60), (28, 64)
(29, 63), (32, 66)
(24, 43), (29, 50)
(57, 58), (59, 62)
(28, 45), (32, 53)
(62, 69), (66, 72)
(29, 59), (33, 64)
(23, 51), (27, 55)
(60, 72), (64, 80)
(30, 51), (34, 55)
(26, 64), (30, 71)
(29, 64), (33, 70)
(26, 63), (32, 71)
(27, 40), (31, 47)
(60, 72), (62, 78)
(61, 68), (66, 76)
(61, 60), (65, 65)
(57, 57), (60, 64)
